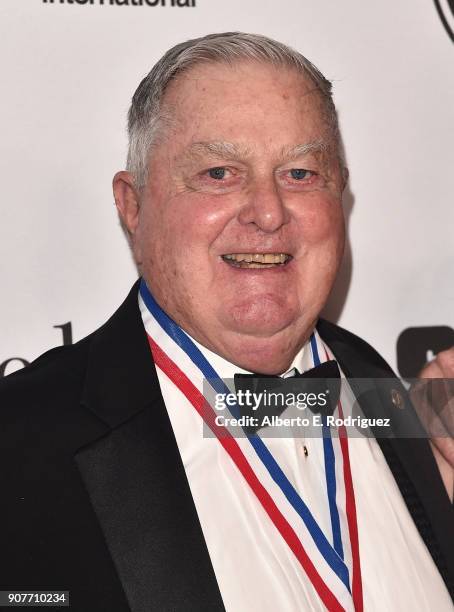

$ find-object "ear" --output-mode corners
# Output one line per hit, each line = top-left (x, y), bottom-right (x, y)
(113, 171), (140, 238)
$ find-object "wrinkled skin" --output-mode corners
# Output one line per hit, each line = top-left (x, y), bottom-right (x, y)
(114, 60), (345, 374)
(114, 59), (453, 496)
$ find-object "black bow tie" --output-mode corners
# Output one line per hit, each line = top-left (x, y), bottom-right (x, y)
(234, 360), (341, 435)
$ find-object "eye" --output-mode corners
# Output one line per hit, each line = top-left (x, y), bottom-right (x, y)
(289, 169), (313, 180)
(208, 167), (227, 180)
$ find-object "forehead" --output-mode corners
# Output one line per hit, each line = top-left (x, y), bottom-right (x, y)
(159, 60), (332, 150)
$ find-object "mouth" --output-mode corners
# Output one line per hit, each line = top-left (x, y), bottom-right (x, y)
(221, 253), (293, 269)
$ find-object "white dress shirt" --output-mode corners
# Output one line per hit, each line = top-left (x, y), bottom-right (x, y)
(139, 294), (452, 612)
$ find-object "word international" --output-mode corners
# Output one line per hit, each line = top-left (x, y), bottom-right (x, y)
(43, 0), (196, 6)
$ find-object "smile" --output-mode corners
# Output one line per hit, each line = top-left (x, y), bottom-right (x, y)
(221, 253), (292, 268)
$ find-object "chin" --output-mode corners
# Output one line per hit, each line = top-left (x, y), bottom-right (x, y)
(221, 298), (298, 337)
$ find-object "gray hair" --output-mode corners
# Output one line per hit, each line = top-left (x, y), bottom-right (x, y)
(127, 32), (338, 189)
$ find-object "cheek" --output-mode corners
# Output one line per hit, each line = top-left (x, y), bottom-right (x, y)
(138, 193), (234, 278)
(162, 193), (236, 254)
(298, 195), (344, 247)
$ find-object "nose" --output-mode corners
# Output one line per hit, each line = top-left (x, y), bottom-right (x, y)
(237, 178), (290, 233)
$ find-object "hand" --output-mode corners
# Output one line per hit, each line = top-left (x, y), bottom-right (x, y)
(410, 348), (454, 501)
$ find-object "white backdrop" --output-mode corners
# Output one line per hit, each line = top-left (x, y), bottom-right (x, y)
(1, 0), (453, 377)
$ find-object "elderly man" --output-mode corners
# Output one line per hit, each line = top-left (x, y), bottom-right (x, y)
(0, 32), (452, 612)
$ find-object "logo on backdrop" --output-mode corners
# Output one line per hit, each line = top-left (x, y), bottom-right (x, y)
(43, 0), (196, 6)
(0, 323), (73, 378)
(433, 0), (454, 42)
(397, 325), (454, 380)
(2, 322), (454, 379)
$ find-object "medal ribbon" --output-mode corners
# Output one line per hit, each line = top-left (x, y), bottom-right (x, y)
(320, 345), (363, 612)
(140, 279), (363, 611)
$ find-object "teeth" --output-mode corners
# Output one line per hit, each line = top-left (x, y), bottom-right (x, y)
(222, 253), (290, 266)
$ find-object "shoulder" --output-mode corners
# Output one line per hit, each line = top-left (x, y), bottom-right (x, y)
(0, 335), (90, 402)
(0, 280), (144, 432)
(0, 331), (103, 444)
(0, 327), (117, 472)
(0, 281), (141, 406)
(0, 338), (92, 430)
(317, 318), (396, 377)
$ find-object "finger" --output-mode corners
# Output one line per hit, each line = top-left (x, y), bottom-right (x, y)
(433, 347), (454, 378)
(419, 361), (443, 378)
(420, 346), (454, 378)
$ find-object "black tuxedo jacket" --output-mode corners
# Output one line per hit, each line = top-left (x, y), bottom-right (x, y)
(0, 282), (452, 611)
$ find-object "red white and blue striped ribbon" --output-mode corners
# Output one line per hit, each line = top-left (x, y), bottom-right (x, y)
(140, 279), (363, 611)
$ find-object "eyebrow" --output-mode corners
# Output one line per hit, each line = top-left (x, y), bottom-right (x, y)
(280, 139), (328, 160)
(183, 139), (328, 163)
(185, 141), (252, 160)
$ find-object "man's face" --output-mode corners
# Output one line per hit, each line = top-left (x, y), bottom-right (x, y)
(120, 60), (345, 374)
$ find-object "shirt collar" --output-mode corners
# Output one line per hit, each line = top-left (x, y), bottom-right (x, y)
(191, 333), (316, 379)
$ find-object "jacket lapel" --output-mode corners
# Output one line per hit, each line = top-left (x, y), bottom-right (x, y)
(318, 318), (454, 595)
(75, 281), (225, 612)
(73, 288), (453, 606)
